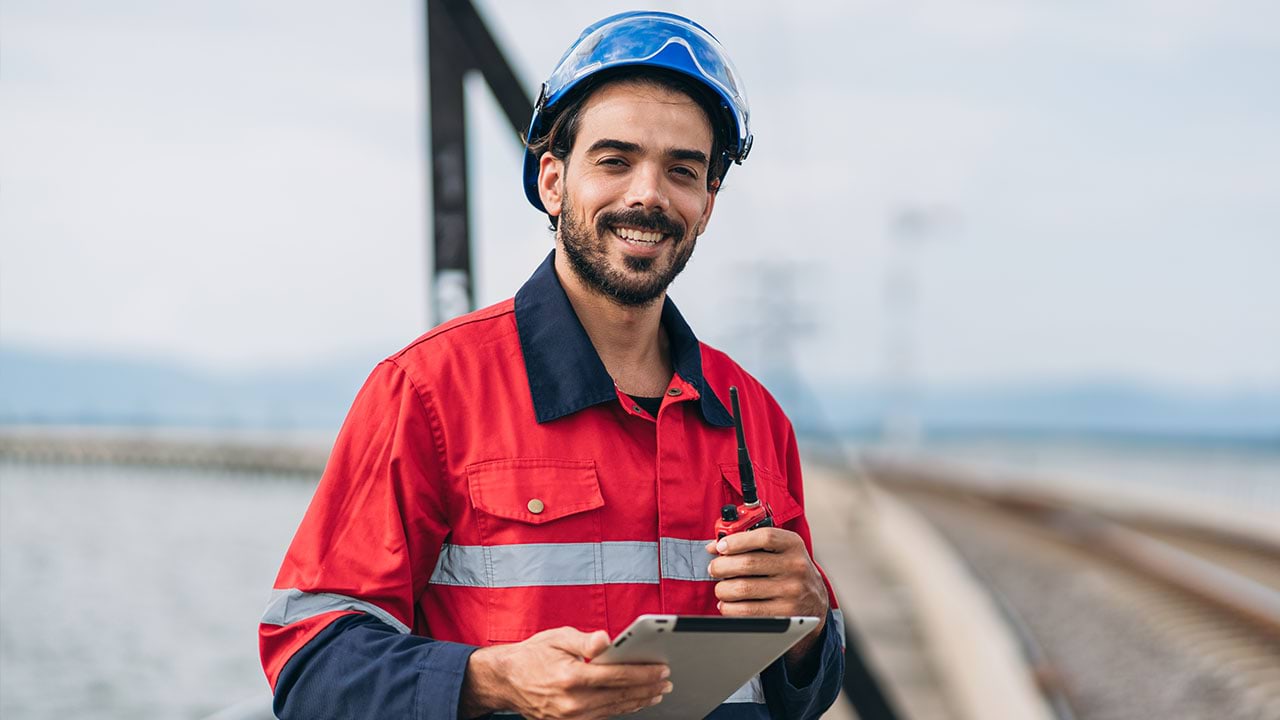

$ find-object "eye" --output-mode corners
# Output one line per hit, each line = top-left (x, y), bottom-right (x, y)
(598, 156), (628, 167)
(671, 166), (699, 179)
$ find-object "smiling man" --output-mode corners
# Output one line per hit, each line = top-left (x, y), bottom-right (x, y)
(260, 12), (844, 720)
(546, 80), (710, 309)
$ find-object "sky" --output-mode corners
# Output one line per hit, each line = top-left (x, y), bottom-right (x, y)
(3, 0), (1278, 392)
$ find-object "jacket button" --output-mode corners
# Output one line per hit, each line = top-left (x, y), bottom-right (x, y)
(666, 388), (682, 396)
(631, 405), (643, 413)
(527, 498), (545, 514)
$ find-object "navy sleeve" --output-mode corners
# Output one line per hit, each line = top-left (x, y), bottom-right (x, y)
(273, 613), (479, 720)
(760, 610), (845, 719)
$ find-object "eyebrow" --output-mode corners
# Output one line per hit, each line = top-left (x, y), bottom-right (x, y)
(586, 138), (709, 167)
(668, 148), (709, 166)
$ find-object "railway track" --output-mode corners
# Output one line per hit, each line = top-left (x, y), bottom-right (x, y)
(862, 457), (1280, 720)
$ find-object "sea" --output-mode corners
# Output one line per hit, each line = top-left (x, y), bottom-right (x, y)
(1, 435), (1276, 719)
(880, 434), (1280, 515)
(0, 461), (307, 719)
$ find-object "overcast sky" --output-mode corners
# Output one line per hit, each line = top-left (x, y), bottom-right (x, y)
(3, 0), (1278, 392)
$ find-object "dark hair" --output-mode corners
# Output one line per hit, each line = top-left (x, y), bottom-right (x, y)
(525, 68), (730, 229)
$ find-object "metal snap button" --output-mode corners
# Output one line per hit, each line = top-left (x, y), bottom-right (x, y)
(666, 388), (682, 396)
(632, 405), (643, 413)
(527, 498), (545, 514)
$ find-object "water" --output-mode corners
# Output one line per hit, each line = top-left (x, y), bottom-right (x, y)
(912, 436), (1280, 513)
(0, 462), (313, 719)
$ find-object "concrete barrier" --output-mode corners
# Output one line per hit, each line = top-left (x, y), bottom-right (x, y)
(804, 461), (1056, 720)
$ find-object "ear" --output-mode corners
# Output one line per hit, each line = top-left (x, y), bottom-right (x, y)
(695, 179), (719, 236)
(538, 153), (565, 217)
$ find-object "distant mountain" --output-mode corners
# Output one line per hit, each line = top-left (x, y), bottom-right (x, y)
(0, 346), (375, 430)
(760, 373), (1280, 446)
(3, 346), (1278, 445)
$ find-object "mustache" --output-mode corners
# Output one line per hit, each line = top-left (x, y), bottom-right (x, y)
(595, 208), (686, 238)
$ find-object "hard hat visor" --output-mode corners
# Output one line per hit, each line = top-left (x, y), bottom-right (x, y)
(523, 12), (752, 212)
(543, 15), (750, 156)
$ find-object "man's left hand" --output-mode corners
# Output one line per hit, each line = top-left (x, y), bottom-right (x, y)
(705, 528), (829, 666)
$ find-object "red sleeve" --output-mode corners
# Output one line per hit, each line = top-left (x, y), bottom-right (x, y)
(259, 359), (450, 688)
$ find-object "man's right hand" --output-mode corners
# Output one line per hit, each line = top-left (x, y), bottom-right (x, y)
(459, 627), (672, 719)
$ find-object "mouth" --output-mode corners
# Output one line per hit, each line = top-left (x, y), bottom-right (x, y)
(609, 225), (670, 251)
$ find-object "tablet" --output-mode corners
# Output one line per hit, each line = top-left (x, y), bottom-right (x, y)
(592, 614), (820, 719)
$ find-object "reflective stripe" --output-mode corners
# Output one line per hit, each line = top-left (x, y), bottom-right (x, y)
(261, 588), (410, 634)
(832, 608), (846, 648)
(429, 539), (721, 587)
(659, 537), (717, 581)
(602, 542), (662, 583)
(724, 674), (766, 704)
(431, 541), (662, 588)
(430, 544), (489, 586)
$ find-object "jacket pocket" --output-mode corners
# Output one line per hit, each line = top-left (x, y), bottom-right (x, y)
(465, 458), (607, 642)
(718, 462), (802, 527)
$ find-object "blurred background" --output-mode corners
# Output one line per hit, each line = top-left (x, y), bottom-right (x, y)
(2, 1), (1277, 718)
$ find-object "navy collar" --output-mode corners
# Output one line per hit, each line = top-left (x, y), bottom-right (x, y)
(514, 251), (733, 427)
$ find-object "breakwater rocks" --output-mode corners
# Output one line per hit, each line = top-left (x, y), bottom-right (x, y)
(0, 428), (328, 475)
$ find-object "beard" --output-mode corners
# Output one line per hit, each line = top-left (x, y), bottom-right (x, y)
(558, 192), (698, 307)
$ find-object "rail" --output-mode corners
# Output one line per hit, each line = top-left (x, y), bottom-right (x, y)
(861, 455), (1280, 638)
(862, 454), (1280, 719)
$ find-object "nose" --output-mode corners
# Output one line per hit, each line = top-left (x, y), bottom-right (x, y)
(624, 162), (669, 212)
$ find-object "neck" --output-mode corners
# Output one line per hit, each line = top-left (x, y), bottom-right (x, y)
(554, 248), (673, 397)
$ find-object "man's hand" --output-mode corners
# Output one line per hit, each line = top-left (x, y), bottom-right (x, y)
(459, 626), (672, 719)
(705, 528), (829, 666)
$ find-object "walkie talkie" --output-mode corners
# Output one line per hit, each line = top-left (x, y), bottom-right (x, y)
(714, 386), (774, 539)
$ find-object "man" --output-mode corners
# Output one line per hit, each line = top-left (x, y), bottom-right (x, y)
(260, 11), (844, 719)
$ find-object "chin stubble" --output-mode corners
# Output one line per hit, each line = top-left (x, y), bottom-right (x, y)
(558, 194), (696, 307)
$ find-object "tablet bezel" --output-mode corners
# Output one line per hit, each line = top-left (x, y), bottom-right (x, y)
(591, 614), (821, 718)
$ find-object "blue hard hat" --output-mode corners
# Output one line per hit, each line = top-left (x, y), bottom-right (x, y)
(522, 11), (753, 212)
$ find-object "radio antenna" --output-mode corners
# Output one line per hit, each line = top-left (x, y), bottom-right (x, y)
(729, 386), (759, 506)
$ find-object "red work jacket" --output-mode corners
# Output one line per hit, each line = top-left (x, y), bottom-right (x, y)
(260, 253), (839, 691)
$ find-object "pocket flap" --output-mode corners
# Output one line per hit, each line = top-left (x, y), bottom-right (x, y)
(467, 458), (604, 524)
(718, 462), (802, 526)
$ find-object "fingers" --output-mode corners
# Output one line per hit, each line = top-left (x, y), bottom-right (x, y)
(538, 627), (670, 686)
(708, 538), (813, 581)
(594, 682), (673, 717)
(707, 527), (801, 556)
(544, 627), (611, 659)
(559, 675), (671, 718)
(713, 575), (798, 603)
(541, 681), (671, 720)
(501, 628), (673, 720)
(582, 630), (611, 660)
(715, 577), (830, 624)
(708, 550), (788, 580)
(578, 662), (670, 689)
(717, 598), (794, 617)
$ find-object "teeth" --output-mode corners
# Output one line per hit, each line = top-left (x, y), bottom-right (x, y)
(613, 227), (664, 244)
